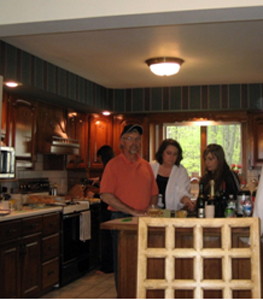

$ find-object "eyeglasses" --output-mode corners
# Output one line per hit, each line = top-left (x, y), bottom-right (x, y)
(122, 136), (142, 142)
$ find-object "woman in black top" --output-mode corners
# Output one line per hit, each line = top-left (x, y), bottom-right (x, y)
(200, 144), (240, 198)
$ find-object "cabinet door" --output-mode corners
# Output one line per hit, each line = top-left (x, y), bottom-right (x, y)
(89, 115), (112, 169)
(36, 102), (69, 153)
(0, 240), (20, 298)
(20, 234), (41, 298)
(249, 113), (263, 167)
(67, 112), (89, 168)
(12, 98), (36, 169)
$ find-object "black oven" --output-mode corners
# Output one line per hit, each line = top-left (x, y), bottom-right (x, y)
(60, 207), (91, 286)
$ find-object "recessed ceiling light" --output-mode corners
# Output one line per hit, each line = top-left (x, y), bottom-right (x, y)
(4, 81), (21, 88)
(102, 111), (111, 116)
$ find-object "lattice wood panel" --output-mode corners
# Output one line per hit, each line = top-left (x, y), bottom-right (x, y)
(136, 217), (261, 299)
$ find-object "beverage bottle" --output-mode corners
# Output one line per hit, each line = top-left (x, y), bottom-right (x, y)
(236, 182), (251, 217)
(215, 181), (228, 218)
(157, 194), (164, 209)
(196, 182), (206, 218)
(225, 194), (236, 218)
(205, 180), (215, 218)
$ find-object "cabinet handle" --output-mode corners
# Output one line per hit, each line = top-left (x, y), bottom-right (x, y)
(7, 228), (17, 234)
(20, 243), (26, 255)
(48, 271), (55, 276)
(30, 223), (39, 229)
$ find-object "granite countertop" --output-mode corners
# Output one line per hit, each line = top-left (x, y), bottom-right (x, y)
(0, 205), (63, 222)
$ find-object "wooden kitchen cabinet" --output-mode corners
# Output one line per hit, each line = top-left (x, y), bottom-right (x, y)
(0, 216), (42, 298)
(67, 112), (89, 168)
(1, 93), (36, 170)
(0, 213), (60, 298)
(88, 114), (112, 170)
(248, 112), (263, 168)
(12, 98), (36, 169)
(41, 212), (60, 293)
(35, 102), (69, 154)
(0, 219), (21, 298)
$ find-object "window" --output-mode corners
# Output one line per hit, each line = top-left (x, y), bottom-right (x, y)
(165, 122), (242, 177)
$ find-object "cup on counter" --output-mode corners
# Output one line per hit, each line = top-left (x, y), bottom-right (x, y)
(2, 200), (10, 210)
(205, 204), (215, 218)
(148, 205), (161, 217)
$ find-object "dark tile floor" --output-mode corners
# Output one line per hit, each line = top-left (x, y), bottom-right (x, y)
(42, 271), (117, 299)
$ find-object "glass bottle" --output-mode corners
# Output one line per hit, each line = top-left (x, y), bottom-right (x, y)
(196, 182), (206, 218)
(237, 183), (251, 217)
(157, 194), (164, 209)
(205, 180), (215, 218)
(216, 181), (228, 218)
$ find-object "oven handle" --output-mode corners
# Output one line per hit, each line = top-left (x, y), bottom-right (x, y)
(63, 210), (90, 219)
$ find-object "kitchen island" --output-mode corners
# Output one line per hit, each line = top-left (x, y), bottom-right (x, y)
(101, 216), (262, 299)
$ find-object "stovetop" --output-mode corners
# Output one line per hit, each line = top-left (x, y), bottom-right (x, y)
(62, 201), (90, 215)
(18, 178), (50, 194)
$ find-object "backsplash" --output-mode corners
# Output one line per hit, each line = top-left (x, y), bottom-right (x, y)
(2, 154), (68, 195)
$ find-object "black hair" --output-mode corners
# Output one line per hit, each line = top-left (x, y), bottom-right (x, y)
(97, 145), (115, 168)
(155, 139), (183, 166)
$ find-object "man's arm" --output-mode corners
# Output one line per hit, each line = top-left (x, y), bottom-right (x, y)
(149, 194), (158, 207)
(100, 192), (148, 217)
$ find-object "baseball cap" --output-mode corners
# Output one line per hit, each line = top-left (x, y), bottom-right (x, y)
(120, 124), (143, 138)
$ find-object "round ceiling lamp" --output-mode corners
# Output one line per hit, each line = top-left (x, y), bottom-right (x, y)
(145, 57), (184, 76)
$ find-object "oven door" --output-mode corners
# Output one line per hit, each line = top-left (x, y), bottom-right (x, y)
(60, 211), (90, 286)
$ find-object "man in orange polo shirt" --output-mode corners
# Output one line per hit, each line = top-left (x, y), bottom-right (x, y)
(100, 124), (158, 292)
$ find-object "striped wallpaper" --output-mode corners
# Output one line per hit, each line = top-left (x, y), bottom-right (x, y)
(1, 41), (263, 113)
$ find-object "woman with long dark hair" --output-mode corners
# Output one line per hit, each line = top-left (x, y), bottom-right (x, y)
(200, 144), (240, 198)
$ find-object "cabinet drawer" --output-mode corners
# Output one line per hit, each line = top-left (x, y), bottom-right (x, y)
(42, 257), (59, 290)
(42, 233), (60, 261)
(42, 213), (60, 236)
(23, 216), (42, 236)
(0, 220), (22, 242)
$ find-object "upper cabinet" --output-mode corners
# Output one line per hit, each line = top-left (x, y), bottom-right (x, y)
(88, 114), (112, 169)
(2, 94), (36, 169)
(67, 111), (89, 168)
(36, 102), (68, 154)
(248, 112), (263, 168)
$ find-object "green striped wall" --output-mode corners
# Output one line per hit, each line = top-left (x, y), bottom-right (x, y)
(111, 84), (263, 113)
(1, 41), (263, 113)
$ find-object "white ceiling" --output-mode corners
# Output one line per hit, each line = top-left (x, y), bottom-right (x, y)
(1, 5), (263, 89)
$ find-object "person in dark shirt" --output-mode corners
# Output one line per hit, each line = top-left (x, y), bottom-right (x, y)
(87, 145), (115, 274)
(200, 144), (240, 199)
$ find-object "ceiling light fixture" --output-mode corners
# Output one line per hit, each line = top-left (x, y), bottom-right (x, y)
(102, 111), (111, 116)
(145, 57), (184, 76)
(4, 81), (21, 88)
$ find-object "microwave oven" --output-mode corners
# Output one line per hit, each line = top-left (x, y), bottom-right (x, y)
(0, 146), (15, 178)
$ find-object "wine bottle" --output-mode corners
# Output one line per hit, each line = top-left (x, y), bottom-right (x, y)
(216, 181), (228, 218)
(205, 180), (215, 218)
(196, 182), (206, 218)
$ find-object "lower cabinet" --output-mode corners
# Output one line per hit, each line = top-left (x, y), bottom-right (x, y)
(41, 213), (60, 293)
(0, 212), (60, 298)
